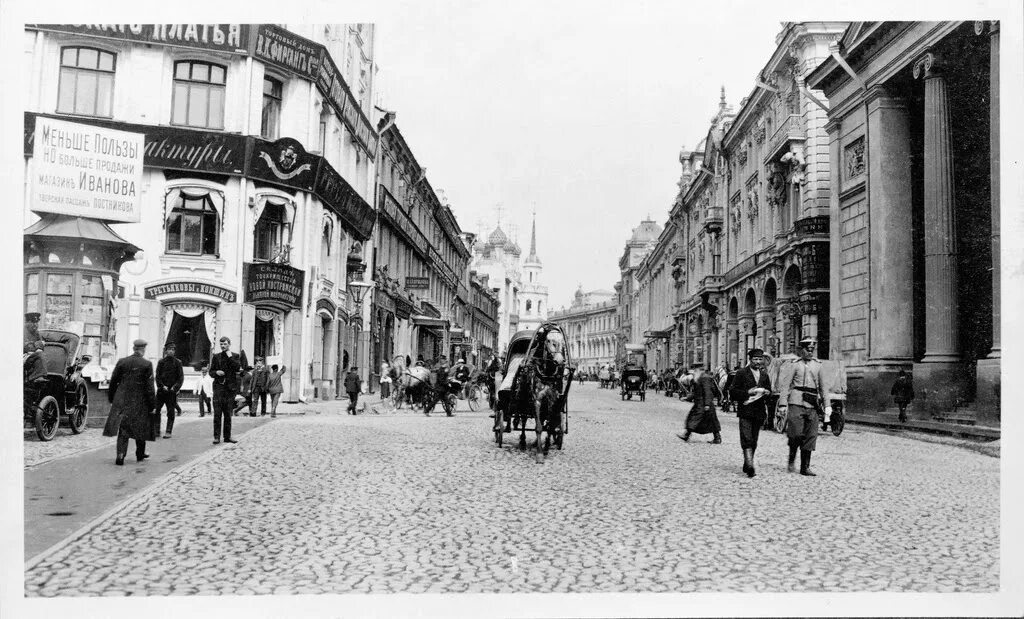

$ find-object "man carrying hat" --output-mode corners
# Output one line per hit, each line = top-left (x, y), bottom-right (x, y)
(729, 348), (773, 478)
(209, 336), (242, 444)
(776, 337), (828, 476)
(102, 339), (158, 465)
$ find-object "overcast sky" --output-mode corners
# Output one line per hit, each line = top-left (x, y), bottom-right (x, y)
(372, 2), (783, 310)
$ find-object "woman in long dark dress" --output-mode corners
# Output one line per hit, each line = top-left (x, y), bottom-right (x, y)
(677, 367), (722, 444)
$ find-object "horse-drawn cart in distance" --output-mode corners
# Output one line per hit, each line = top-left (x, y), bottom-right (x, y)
(620, 364), (646, 401)
(23, 330), (90, 441)
(493, 323), (574, 462)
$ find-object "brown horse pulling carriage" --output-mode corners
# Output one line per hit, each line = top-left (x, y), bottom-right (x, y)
(493, 323), (574, 463)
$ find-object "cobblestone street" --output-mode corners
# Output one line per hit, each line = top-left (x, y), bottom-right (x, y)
(22, 383), (999, 597)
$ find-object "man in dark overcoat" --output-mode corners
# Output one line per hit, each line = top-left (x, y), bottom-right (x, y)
(678, 366), (722, 444)
(250, 357), (270, 416)
(155, 343), (184, 438)
(730, 348), (773, 478)
(209, 336), (241, 444)
(102, 339), (158, 465)
(344, 366), (361, 415)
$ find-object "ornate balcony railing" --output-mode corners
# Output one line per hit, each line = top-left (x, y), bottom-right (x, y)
(767, 114), (806, 161)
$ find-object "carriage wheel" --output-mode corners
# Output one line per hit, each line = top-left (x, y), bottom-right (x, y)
(467, 385), (481, 411)
(68, 385), (88, 434)
(831, 412), (845, 436)
(35, 395), (60, 442)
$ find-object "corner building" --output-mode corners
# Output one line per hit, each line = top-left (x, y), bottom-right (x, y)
(807, 22), (1000, 423)
(23, 24), (380, 402)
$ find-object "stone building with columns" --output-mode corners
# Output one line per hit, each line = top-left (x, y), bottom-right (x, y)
(634, 222), (676, 373)
(667, 22), (845, 372)
(548, 287), (618, 375)
(807, 21), (999, 424)
(616, 219), (662, 365)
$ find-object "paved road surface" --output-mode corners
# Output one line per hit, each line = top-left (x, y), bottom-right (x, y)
(23, 384), (998, 595)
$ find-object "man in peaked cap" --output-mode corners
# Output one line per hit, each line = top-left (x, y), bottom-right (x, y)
(776, 336), (828, 476)
(729, 347), (773, 478)
(102, 339), (158, 465)
(24, 312), (42, 346)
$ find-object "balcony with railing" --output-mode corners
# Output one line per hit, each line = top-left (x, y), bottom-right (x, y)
(703, 206), (723, 234)
(766, 114), (806, 161)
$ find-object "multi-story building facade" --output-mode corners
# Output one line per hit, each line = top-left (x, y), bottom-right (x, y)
(372, 121), (472, 377)
(548, 287), (618, 375)
(23, 24), (381, 403)
(615, 219), (662, 364)
(516, 215), (549, 333)
(468, 270), (500, 363)
(670, 23), (845, 372)
(808, 21), (999, 424)
(634, 222), (676, 373)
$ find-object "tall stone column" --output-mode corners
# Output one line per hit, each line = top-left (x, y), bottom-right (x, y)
(866, 85), (914, 365)
(913, 52), (967, 411)
(975, 21), (1000, 420)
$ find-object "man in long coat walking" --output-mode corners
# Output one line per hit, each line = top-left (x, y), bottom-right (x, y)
(678, 366), (722, 444)
(155, 343), (184, 438)
(103, 339), (158, 465)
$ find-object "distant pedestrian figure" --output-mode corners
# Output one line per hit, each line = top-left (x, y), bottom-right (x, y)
(730, 348), (772, 477)
(196, 365), (213, 417)
(102, 339), (158, 465)
(345, 366), (361, 414)
(380, 361), (392, 399)
(777, 337), (827, 476)
(251, 357), (270, 416)
(678, 367), (722, 444)
(891, 369), (914, 423)
(209, 336), (241, 444)
(155, 343), (184, 438)
(234, 366), (254, 416)
(267, 364), (287, 417)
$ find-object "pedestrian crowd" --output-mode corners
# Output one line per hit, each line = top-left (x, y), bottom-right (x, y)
(99, 336), (288, 465)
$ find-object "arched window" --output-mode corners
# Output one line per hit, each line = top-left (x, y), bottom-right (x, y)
(526, 299), (532, 314)
(320, 219), (333, 278)
(172, 60), (226, 129)
(58, 47), (116, 117)
(166, 189), (219, 256)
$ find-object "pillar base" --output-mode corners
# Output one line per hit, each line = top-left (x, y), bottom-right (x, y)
(975, 354), (1001, 425)
(912, 360), (971, 415)
(848, 360), (914, 415)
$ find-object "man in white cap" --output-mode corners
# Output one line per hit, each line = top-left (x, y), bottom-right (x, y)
(102, 339), (158, 465)
(776, 337), (828, 476)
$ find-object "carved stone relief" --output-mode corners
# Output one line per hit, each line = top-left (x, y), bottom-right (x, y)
(844, 137), (865, 181)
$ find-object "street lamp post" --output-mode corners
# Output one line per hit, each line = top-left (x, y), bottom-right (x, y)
(348, 279), (374, 387)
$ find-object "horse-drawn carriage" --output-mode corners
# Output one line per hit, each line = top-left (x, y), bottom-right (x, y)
(23, 330), (90, 441)
(619, 364), (646, 401)
(493, 323), (574, 462)
(391, 363), (458, 416)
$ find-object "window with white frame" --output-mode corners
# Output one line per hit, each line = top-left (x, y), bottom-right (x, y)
(165, 189), (219, 256)
(57, 47), (116, 117)
(171, 60), (226, 129)
(261, 76), (283, 140)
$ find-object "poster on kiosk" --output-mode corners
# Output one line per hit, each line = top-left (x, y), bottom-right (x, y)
(30, 116), (145, 223)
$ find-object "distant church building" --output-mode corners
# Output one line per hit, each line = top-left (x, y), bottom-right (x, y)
(471, 213), (548, 353)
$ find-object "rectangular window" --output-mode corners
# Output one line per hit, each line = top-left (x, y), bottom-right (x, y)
(171, 60), (227, 129)
(261, 77), (283, 140)
(57, 47), (116, 117)
(166, 192), (220, 256)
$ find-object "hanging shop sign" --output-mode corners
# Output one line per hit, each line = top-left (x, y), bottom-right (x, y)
(244, 262), (305, 310)
(26, 112), (247, 176)
(250, 24), (320, 81)
(314, 159), (376, 241)
(248, 137), (317, 191)
(312, 49), (377, 159)
(30, 116), (145, 223)
(27, 24), (249, 54)
(144, 281), (237, 303)
(405, 277), (429, 290)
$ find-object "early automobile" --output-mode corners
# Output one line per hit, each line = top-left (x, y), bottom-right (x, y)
(23, 330), (90, 441)
(620, 364), (647, 401)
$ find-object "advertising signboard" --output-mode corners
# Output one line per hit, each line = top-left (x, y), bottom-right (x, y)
(26, 24), (249, 54)
(30, 116), (145, 222)
(244, 262), (305, 310)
